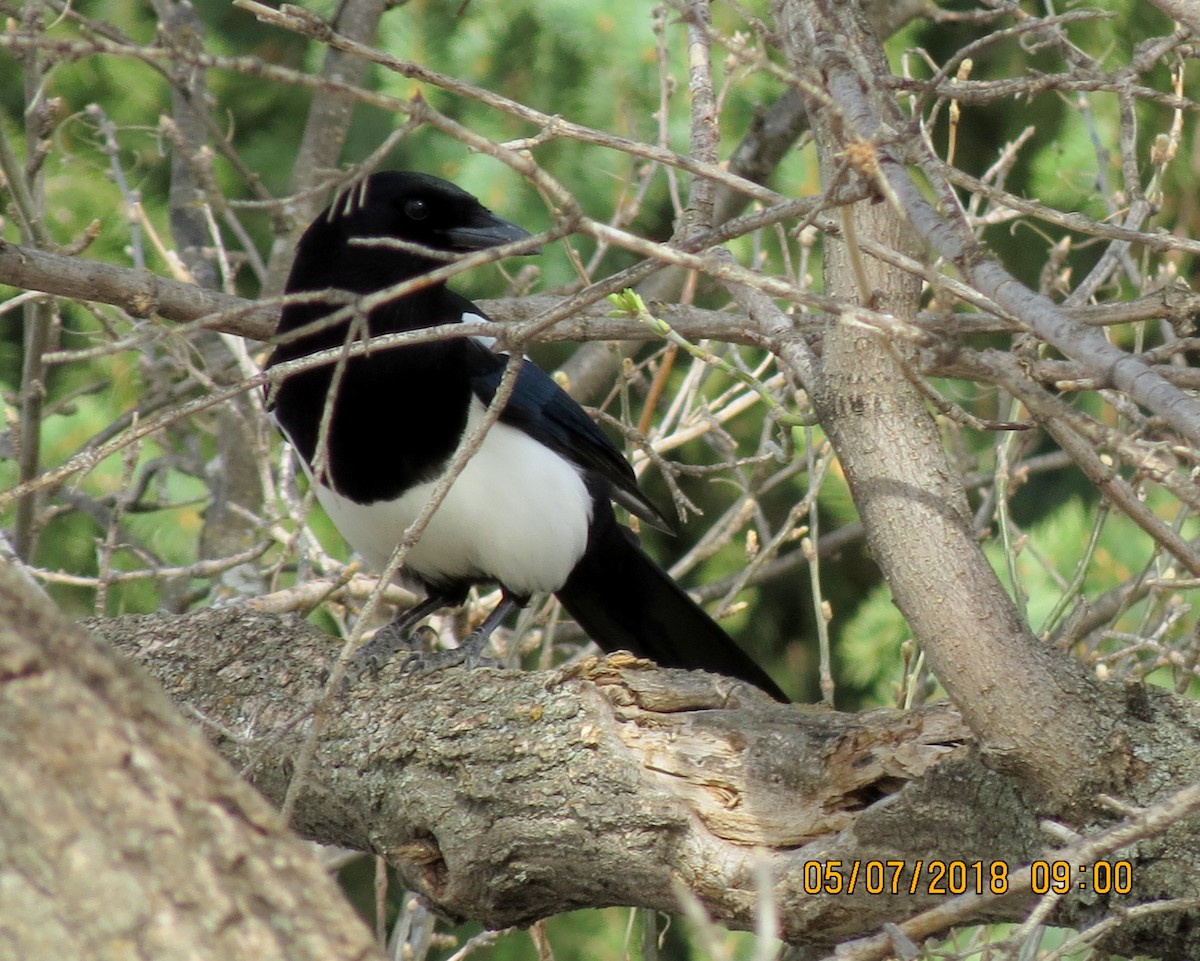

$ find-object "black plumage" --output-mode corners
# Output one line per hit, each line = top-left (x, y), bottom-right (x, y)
(266, 170), (785, 701)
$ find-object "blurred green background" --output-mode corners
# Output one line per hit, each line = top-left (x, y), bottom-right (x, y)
(3, 1), (1198, 956)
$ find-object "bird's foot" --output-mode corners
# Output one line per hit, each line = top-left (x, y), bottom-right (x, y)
(397, 629), (501, 675)
(345, 622), (436, 686)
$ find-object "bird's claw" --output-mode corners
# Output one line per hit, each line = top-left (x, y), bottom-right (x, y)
(344, 624), (437, 688)
(397, 631), (500, 674)
(342, 625), (500, 686)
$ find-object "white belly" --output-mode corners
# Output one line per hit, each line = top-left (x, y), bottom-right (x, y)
(314, 399), (593, 596)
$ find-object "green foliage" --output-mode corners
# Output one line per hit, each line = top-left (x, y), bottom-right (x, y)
(837, 579), (909, 706)
(5, 0), (1200, 952)
(841, 494), (1200, 709)
(2, 0), (1193, 707)
(3, 0), (1183, 646)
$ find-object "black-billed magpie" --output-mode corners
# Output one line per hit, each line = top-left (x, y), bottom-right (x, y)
(267, 170), (785, 701)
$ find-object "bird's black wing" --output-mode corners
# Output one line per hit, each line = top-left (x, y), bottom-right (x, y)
(460, 327), (673, 532)
(557, 499), (788, 701)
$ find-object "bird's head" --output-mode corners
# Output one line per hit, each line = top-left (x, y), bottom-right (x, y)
(291, 171), (535, 291)
(277, 170), (536, 350)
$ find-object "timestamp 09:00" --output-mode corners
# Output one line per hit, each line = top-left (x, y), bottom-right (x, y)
(800, 860), (1134, 897)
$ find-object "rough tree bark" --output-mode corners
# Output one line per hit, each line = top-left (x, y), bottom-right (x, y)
(771, 0), (1121, 813)
(0, 566), (382, 961)
(6, 0), (1200, 956)
(5, 545), (1200, 954)
(51, 600), (1200, 957)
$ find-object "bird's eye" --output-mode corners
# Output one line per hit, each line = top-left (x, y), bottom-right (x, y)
(405, 199), (430, 221)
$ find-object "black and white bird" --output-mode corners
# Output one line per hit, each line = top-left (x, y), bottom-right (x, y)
(266, 170), (785, 701)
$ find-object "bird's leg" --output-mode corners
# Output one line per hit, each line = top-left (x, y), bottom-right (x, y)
(398, 590), (525, 674)
(350, 593), (449, 680)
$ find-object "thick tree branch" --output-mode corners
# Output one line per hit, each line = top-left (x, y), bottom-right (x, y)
(6, 237), (1198, 356)
(0, 567), (382, 961)
(772, 0), (1119, 810)
(793, 3), (1200, 448)
(0, 236), (752, 347)
(1144, 0), (1200, 38)
(0, 237), (278, 337)
(79, 604), (1200, 955)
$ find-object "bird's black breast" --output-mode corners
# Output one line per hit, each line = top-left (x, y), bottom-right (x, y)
(271, 317), (474, 505)
(268, 171), (538, 506)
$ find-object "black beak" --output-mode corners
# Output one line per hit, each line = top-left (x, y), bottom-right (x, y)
(443, 213), (540, 254)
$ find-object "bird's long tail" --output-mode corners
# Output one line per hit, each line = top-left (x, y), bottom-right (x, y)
(555, 507), (787, 701)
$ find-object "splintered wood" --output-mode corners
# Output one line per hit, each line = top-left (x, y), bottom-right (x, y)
(575, 655), (970, 846)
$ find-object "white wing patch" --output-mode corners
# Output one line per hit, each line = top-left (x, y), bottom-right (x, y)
(313, 398), (593, 596)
